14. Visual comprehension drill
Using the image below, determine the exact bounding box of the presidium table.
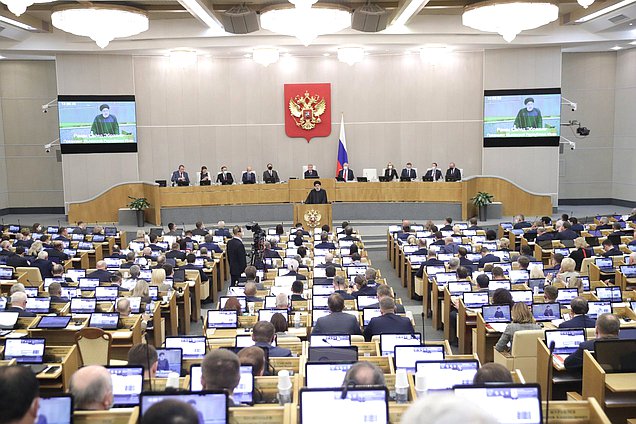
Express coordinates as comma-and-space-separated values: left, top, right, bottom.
67, 176, 552, 226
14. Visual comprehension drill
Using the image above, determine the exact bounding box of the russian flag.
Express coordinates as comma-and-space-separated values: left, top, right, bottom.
336, 115, 348, 176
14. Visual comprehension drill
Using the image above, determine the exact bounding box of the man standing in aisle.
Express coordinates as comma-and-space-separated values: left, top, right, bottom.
227, 226, 247, 286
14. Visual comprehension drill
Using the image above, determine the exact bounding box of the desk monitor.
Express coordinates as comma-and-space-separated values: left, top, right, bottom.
577, 276, 590, 292
78, 278, 100, 289
510, 290, 533, 306
531, 303, 561, 322
60, 287, 80, 300
206, 310, 238, 329
166, 336, 206, 359
44, 277, 66, 290
313, 267, 327, 278
394, 345, 445, 373
482, 304, 511, 323
587, 301, 612, 319
0, 311, 19, 329
620, 265, 636, 278
122, 297, 142, 314
258, 309, 289, 323
545, 329, 586, 356
556, 288, 579, 305
70, 298, 96, 314
509, 270, 530, 284
263, 295, 278, 309
434, 272, 457, 285
309, 334, 351, 347
595, 286, 622, 303
37, 394, 73, 424
92, 234, 106, 242
95, 286, 119, 301
447, 281, 472, 296
235, 335, 255, 348
346, 266, 368, 277
104, 257, 122, 269
356, 295, 378, 310
362, 308, 382, 326
4, 338, 45, 363
89, 312, 119, 330
305, 361, 355, 388
219, 296, 246, 311
23, 287, 39, 297
25, 297, 50, 314
311, 295, 329, 309
488, 280, 511, 292
141, 391, 228, 424
453, 384, 542, 424
308, 346, 358, 362
234, 365, 255, 404
106, 366, 143, 407
425, 266, 446, 278
379, 333, 421, 357
155, 348, 182, 378
593, 339, 636, 373
594, 257, 613, 270
65, 269, 85, 282
415, 359, 480, 391
77, 241, 92, 250
299, 387, 389, 424
36, 316, 72, 329
0, 267, 13, 280
462, 291, 489, 309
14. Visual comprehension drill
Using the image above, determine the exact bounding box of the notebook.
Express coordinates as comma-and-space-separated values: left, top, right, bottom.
36, 316, 72, 329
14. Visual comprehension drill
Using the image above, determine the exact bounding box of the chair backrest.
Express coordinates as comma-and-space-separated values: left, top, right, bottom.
594, 339, 636, 373
195, 171, 201, 186
362, 168, 377, 181
510, 330, 545, 356
75, 327, 112, 366
16, 267, 42, 284
302, 165, 318, 178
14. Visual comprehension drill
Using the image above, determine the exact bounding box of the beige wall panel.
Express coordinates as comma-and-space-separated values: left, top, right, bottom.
0, 99, 8, 209
56, 54, 134, 95
612, 49, 636, 202
0, 61, 57, 99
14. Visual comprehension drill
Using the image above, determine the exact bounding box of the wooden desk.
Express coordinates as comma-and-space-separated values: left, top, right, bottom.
543, 399, 612, 423
457, 300, 478, 354
174, 283, 191, 335
160, 291, 178, 337
605, 373, 636, 392
475, 313, 501, 364
74, 407, 139, 424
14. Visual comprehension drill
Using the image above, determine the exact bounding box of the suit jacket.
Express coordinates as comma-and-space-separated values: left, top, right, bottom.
312, 311, 362, 335
383, 168, 398, 181
45, 249, 69, 263
337, 168, 355, 181
170, 170, 190, 186
478, 254, 500, 269
6, 254, 30, 268
459, 257, 476, 272
182, 263, 209, 283
314, 242, 336, 250
366, 303, 406, 314
334, 289, 354, 300
536, 233, 554, 242
603, 247, 622, 257
199, 242, 222, 254
227, 237, 247, 277
166, 250, 186, 261
242, 171, 257, 184
564, 336, 619, 371
6, 306, 36, 317
32, 258, 54, 279
400, 168, 417, 180
216, 172, 234, 185
569, 248, 593, 271
254, 341, 292, 358
304, 169, 319, 178
262, 170, 280, 183
424, 168, 443, 181
49, 295, 69, 303
363, 313, 414, 341
445, 167, 461, 181
440, 243, 460, 255
352, 285, 377, 298
559, 314, 596, 329
191, 228, 209, 237
554, 229, 578, 241
285, 271, 306, 281
514, 221, 532, 229
87, 269, 113, 283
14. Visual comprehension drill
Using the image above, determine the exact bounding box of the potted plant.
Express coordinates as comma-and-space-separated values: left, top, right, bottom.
471, 192, 494, 221
127, 196, 150, 227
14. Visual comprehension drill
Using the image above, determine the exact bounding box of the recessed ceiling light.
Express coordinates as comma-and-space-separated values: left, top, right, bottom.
322, 52, 330, 56
610, 45, 622, 50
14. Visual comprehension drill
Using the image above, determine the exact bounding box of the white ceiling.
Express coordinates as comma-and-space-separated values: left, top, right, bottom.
0, 0, 634, 60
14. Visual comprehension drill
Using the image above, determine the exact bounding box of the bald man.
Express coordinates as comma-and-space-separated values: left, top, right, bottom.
8, 291, 36, 317
87, 260, 113, 283
69, 365, 113, 410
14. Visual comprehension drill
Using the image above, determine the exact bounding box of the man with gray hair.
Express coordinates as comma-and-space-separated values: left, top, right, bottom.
116, 297, 132, 317
559, 296, 595, 329
342, 361, 385, 387
70, 365, 114, 410
9, 282, 25, 295
32, 250, 53, 279
368, 284, 405, 313
401, 395, 497, 424
286, 259, 306, 280
565, 313, 620, 371
363, 297, 414, 341
48, 282, 68, 303
447, 257, 460, 271
333, 275, 354, 300
275, 293, 289, 309
201, 349, 241, 406
8, 291, 36, 317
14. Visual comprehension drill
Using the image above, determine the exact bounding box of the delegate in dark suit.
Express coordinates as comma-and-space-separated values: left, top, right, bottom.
564, 337, 619, 371
554, 229, 578, 241
383, 168, 398, 181
242, 171, 257, 184
31, 258, 53, 279
227, 237, 247, 285
6, 306, 36, 317
262, 170, 280, 183
363, 313, 414, 341
170, 170, 190, 186
312, 311, 362, 335
445, 167, 462, 181
424, 168, 443, 181
304, 169, 319, 178
254, 341, 292, 358
337, 168, 355, 181
87, 269, 113, 283
6, 254, 30, 268
478, 254, 500, 269
216, 172, 234, 185
559, 315, 596, 329
400, 168, 417, 180
569, 247, 593, 271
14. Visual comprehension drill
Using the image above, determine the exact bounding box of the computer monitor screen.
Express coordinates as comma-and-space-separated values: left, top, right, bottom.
300, 387, 389, 424
107, 366, 143, 407
258, 309, 289, 323
25, 297, 50, 313
394, 345, 445, 373
556, 288, 579, 305
308, 347, 358, 362
78, 278, 100, 289
206, 310, 238, 329
89, 312, 119, 330
309, 334, 351, 347
0, 311, 19, 329
155, 348, 182, 378
488, 281, 511, 292
454, 384, 542, 424
415, 360, 480, 391
595, 286, 622, 303
482, 304, 511, 323
531, 303, 561, 322
510, 290, 533, 306
4, 338, 45, 363
36, 316, 71, 329
95, 286, 119, 301
356, 295, 378, 310
545, 329, 586, 355
312, 295, 329, 309
37, 395, 73, 424
379, 333, 421, 357
166, 336, 206, 359
305, 361, 355, 388
71, 298, 96, 313
140, 391, 228, 424
0, 267, 12, 279
447, 282, 472, 296
219, 296, 246, 311
363, 308, 382, 326
462, 292, 490, 309
587, 301, 612, 319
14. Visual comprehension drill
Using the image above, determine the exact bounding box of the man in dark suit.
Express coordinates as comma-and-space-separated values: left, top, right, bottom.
227, 226, 247, 286
48, 282, 69, 303
87, 261, 113, 283
262, 163, 280, 183
165, 243, 186, 262
290, 280, 305, 301
415, 251, 445, 278
458, 247, 476, 272
601, 239, 622, 257
31, 251, 53, 279
564, 313, 620, 371
365, 284, 405, 313
595, 217, 612, 230
312, 293, 362, 335
7, 291, 36, 317
214, 221, 232, 238
513, 214, 532, 229
400, 162, 417, 180
170, 164, 190, 186
304, 164, 319, 179
363, 297, 415, 341
383, 163, 398, 181
337, 163, 355, 181
0, 240, 12, 256
535, 227, 554, 243
164, 223, 182, 237
6, 247, 30, 268
445, 162, 461, 181
467, 217, 482, 231
314, 232, 336, 250
54, 227, 70, 242
332, 275, 354, 300
45, 241, 69, 263
341, 226, 359, 242
554, 221, 578, 241
242, 166, 257, 184
252, 321, 292, 357
216, 166, 234, 185
182, 253, 209, 284
285, 260, 306, 281
478, 247, 500, 269
199, 234, 223, 254
191, 222, 209, 237
423, 163, 443, 181
559, 297, 596, 329
352, 275, 377, 298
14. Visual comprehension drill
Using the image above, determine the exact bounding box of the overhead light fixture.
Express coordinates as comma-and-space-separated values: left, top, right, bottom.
169, 49, 198, 66
337, 47, 365, 65
178, 0, 224, 31
260, 4, 351, 46
252, 47, 279, 66
610, 45, 622, 50
462, 1, 558, 42
575, 0, 636, 22
577, 0, 594, 8
630, 40, 636, 44
0, 13, 36, 30
393, 0, 429, 26
51, 4, 149, 48
0, 0, 55, 17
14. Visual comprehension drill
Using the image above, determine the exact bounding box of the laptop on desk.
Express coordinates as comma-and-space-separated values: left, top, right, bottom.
545, 329, 586, 368
482, 304, 511, 333
356, 177, 367, 182
595, 257, 614, 273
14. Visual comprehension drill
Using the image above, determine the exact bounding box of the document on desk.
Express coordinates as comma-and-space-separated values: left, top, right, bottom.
552, 355, 566, 371
3, 331, 27, 338
488, 323, 508, 333
550, 319, 564, 327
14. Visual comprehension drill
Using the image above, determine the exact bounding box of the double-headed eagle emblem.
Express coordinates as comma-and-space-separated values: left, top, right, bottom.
303, 209, 322, 228
289, 91, 326, 131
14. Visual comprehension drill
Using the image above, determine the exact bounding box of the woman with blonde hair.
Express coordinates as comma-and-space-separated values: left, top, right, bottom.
495, 302, 541, 352
27, 240, 43, 257
556, 257, 579, 288
131, 278, 151, 303
151, 268, 171, 292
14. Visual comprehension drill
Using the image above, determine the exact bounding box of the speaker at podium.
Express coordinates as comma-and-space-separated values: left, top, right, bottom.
294, 203, 332, 231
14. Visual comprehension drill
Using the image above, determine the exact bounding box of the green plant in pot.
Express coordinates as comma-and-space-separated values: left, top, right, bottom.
471, 192, 494, 221
127, 196, 150, 227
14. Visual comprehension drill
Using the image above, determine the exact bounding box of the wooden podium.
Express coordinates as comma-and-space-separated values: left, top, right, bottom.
293, 203, 332, 230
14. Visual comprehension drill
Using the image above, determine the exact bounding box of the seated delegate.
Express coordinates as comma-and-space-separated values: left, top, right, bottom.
170, 164, 190, 186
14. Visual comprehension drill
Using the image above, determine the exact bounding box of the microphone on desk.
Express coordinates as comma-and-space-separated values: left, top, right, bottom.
546, 340, 556, 424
